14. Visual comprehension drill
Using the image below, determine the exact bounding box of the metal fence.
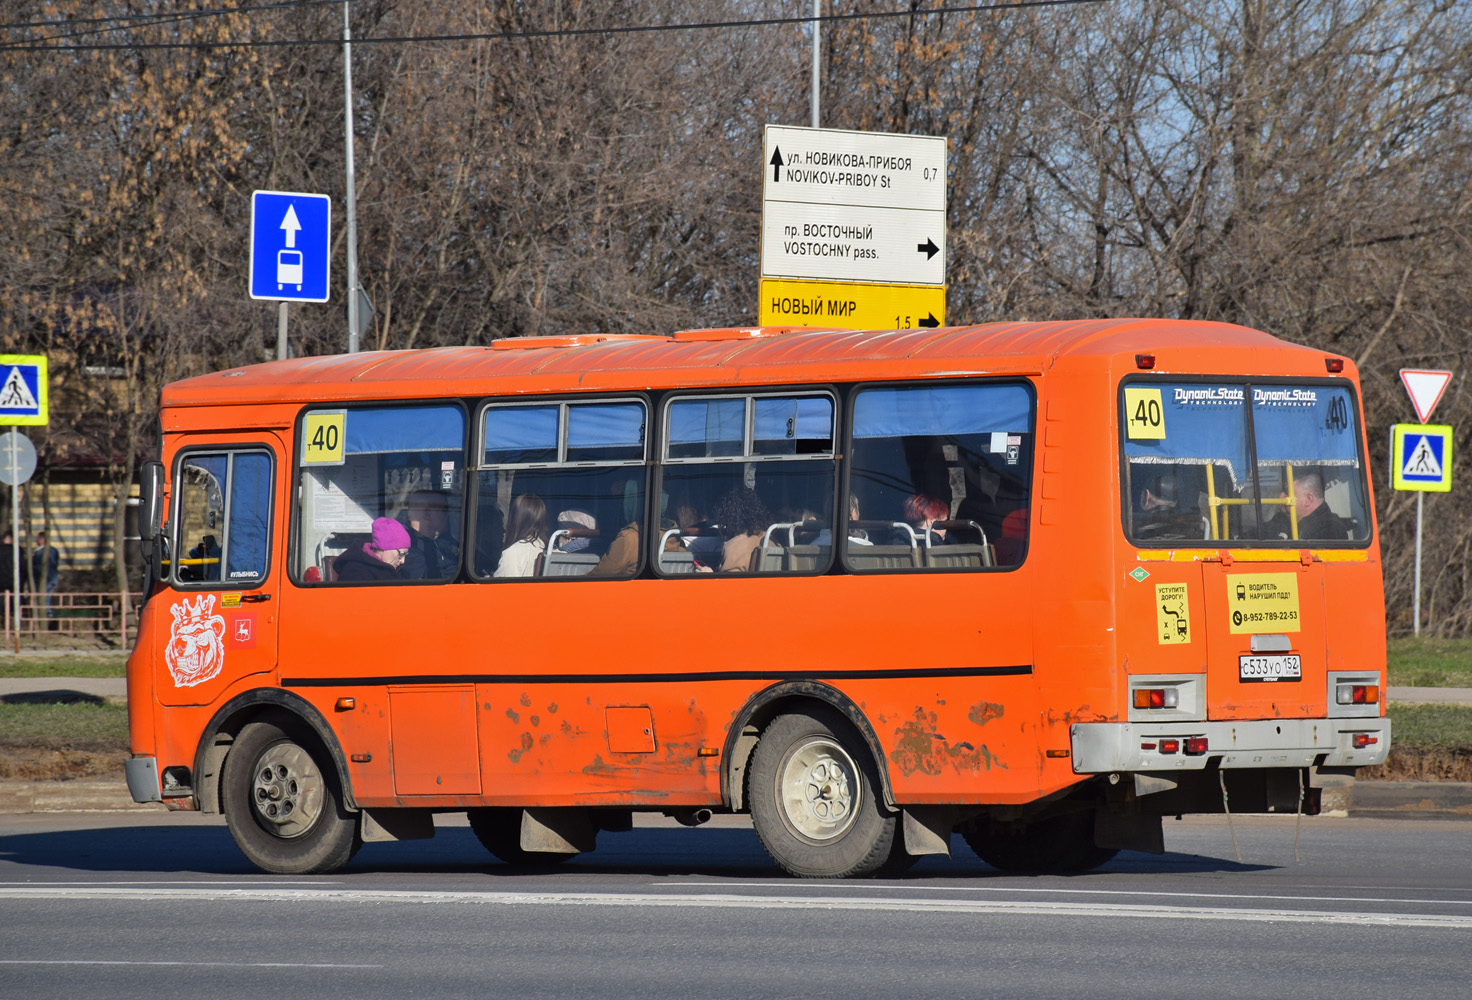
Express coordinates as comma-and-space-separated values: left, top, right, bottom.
0, 591, 138, 646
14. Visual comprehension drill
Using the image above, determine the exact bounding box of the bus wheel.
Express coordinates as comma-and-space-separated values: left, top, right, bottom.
222, 714, 360, 875
748, 709, 895, 879
961, 811, 1117, 874
466, 808, 574, 868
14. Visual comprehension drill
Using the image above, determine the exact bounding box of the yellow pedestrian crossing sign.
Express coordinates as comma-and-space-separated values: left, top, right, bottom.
1391, 423, 1452, 492
0, 355, 47, 426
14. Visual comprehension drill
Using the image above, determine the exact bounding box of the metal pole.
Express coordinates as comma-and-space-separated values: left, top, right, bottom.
810, 0, 821, 129
9, 440, 20, 652
1413, 491, 1424, 636
343, 0, 361, 354
276, 301, 288, 361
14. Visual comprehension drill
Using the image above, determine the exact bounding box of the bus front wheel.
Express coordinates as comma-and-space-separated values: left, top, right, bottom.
222, 713, 360, 875
748, 708, 895, 879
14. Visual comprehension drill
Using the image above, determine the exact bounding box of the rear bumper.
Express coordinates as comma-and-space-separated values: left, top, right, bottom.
124, 756, 162, 803
1070, 717, 1391, 773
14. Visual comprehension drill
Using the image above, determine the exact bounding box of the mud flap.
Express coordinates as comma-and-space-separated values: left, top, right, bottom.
361, 808, 435, 843
521, 807, 597, 854
1095, 808, 1164, 854
902, 807, 961, 857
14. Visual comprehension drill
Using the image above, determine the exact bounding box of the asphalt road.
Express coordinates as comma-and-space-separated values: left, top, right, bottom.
1, 812, 1467, 999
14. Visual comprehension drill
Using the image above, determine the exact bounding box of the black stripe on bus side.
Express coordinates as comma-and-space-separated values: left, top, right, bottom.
280, 665, 1033, 687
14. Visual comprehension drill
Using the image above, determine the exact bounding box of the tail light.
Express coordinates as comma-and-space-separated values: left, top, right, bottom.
1184, 737, 1209, 755
1133, 688, 1179, 710
1336, 684, 1380, 705
1351, 733, 1379, 749
1158, 739, 1180, 754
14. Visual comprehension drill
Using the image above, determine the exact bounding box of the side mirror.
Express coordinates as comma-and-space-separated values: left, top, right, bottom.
138, 461, 165, 543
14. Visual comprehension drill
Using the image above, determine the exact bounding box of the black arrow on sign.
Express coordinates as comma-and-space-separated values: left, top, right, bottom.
917, 237, 939, 260
918, 313, 940, 328
770, 147, 784, 183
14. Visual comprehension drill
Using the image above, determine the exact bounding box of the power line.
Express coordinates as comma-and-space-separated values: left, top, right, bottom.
0, 0, 348, 49
2, 1, 1108, 54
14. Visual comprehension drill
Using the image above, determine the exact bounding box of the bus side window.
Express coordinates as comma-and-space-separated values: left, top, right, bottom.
295, 405, 467, 585
657, 393, 837, 576
473, 399, 649, 581
848, 381, 1034, 573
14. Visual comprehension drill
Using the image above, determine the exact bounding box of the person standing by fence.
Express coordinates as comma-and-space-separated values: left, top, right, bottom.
32, 531, 58, 623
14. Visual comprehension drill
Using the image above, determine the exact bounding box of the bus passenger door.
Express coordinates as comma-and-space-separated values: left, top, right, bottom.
157, 437, 284, 708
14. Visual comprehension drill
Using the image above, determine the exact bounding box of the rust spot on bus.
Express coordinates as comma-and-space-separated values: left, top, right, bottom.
520, 692, 533, 708
530, 715, 540, 728
968, 700, 1005, 726
505, 707, 520, 725
891, 707, 1005, 776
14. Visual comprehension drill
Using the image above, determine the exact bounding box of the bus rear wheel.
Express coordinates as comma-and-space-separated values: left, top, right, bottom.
961, 810, 1117, 874
748, 708, 895, 879
222, 713, 360, 875
466, 808, 574, 868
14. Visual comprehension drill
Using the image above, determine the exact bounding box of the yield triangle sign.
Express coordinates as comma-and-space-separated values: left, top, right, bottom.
1399, 369, 1452, 424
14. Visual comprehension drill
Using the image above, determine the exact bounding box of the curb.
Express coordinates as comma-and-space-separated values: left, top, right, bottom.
0, 780, 161, 814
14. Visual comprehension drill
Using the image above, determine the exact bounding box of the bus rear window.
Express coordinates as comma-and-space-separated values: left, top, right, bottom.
1122, 381, 1369, 545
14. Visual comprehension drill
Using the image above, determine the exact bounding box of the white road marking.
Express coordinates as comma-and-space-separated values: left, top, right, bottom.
1, 886, 1468, 929
656, 881, 1472, 908
0, 960, 379, 969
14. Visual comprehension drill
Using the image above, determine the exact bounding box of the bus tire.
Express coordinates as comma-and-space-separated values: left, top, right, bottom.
748, 708, 895, 879
466, 808, 574, 868
961, 810, 1117, 874
222, 713, 360, 875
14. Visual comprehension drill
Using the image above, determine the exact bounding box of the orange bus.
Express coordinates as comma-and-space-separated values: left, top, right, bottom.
125, 320, 1390, 878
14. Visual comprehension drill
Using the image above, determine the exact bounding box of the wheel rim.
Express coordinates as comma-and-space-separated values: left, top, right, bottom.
777, 737, 860, 841
249, 741, 325, 839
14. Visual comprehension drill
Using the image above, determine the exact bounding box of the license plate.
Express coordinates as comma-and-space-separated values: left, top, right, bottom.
1239, 653, 1301, 682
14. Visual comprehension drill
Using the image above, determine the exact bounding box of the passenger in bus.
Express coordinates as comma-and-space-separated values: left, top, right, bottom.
334, 517, 410, 582
712, 487, 770, 572
400, 490, 450, 580
1133, 471, 1186, 538
554, 509, 596, 552
901, 493, 950, 544
495, 493, 547, 578
1282, 470, 1349, 540
473, 497, 505, 576
814, 495, 872, 547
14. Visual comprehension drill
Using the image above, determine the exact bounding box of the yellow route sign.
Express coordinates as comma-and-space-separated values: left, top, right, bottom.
759, 279, 945, 331
301, 410, 346, 466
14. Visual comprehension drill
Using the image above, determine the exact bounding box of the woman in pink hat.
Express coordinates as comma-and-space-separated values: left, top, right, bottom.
334, 517, 411, 582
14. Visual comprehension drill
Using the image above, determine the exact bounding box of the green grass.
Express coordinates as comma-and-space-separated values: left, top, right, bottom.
0, 656, 127, 678
1387, 637, 1472, 688
0, 700, 129, 752
1385, 703, 1472, 749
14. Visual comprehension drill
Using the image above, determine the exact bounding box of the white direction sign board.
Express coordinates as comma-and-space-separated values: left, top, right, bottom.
761, 125, 946, 286
1399, 369, 1452, 424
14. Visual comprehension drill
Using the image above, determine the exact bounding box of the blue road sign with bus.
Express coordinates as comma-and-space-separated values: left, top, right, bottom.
249, 190, 331, 303
1391, 423, 1452, 492
0, 355, 47, 426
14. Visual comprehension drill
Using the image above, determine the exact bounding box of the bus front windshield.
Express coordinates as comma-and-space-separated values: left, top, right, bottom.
1122, 381, 1370, 545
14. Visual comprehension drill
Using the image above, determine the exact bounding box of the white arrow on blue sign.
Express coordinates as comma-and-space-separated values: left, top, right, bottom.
249, 190, 331, 303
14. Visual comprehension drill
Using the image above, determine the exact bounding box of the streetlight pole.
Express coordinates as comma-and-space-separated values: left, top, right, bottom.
343, 1, 361, 353
811, 0, 821, 128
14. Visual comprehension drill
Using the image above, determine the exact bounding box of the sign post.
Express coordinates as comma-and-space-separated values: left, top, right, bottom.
1393, 368, 1455, 634
250, 190, 332, 360
759, 125, 946, 330
0, 354, 45, 651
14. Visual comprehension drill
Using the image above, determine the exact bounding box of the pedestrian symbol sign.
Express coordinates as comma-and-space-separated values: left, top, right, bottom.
0, 355, 47, 426
1391, 423, 1452, 492
249, 190, 331, 303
